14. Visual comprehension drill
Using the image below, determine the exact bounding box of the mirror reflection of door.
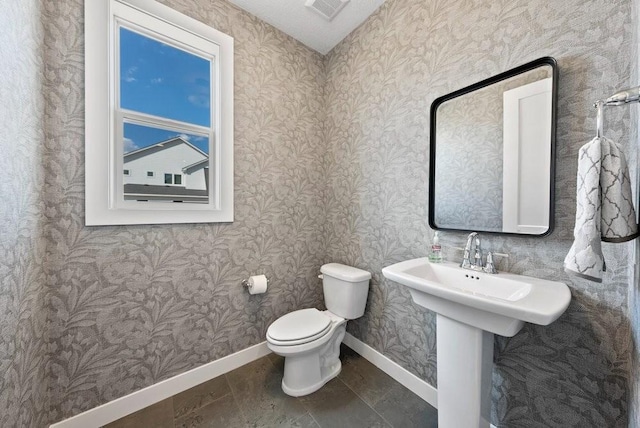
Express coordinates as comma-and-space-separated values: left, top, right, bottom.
502, 78, 552, 234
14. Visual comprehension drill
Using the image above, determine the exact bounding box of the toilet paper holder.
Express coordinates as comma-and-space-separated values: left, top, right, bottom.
241, 276, 270, 288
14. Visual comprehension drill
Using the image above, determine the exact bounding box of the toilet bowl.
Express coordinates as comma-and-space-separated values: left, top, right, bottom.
266, 263, 371, 397
267, 308, 346, 396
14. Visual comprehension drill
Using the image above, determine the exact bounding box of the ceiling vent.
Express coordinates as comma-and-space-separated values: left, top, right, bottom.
305, 0, 350, 21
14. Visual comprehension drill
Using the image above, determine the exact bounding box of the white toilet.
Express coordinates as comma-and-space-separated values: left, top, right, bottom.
266, 263, 371, 397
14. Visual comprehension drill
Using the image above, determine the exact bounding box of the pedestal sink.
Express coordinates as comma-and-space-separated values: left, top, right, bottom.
382, 257, 571, 428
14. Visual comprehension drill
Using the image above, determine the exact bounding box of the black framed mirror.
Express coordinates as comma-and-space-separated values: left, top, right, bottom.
429, 57, 558, 236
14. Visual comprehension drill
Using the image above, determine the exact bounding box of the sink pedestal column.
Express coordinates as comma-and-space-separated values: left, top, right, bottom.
437, 314, 493, 428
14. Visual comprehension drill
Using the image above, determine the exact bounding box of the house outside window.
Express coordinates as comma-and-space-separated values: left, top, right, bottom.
85, 0, 233, 225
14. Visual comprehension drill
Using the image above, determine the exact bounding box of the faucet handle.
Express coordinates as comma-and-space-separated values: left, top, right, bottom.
482, 251, 509, 274
483, 252, 497, 274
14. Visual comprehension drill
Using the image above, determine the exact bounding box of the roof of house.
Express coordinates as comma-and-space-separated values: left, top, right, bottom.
124, 136, 208, 159
182, 158, 209, 173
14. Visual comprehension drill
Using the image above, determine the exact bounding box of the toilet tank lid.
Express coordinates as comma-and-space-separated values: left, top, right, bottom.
321, 263, 371, 282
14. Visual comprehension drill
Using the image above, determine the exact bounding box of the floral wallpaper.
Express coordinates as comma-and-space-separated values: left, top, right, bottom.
0, 0, 638, 427
0, 1, 49, 426
324, 0, 635, 426
41, 0, 326, 423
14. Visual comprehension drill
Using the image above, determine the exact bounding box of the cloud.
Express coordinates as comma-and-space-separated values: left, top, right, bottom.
123, 138, 139, 153
151, 77, 163, 84
187, 94, 210, 108
123, 66, 138, 83
176, 134, 207, 143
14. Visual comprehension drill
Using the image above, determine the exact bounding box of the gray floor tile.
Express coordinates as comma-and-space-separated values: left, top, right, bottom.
338, 345, 397, 407
103, 398, 174, 428
174, 393, 245, 428
267, 352, 285, 372
225, 356, 274, 385
373, 383, 438, 428
102, 350, 436, 428
299, 378, 391, 428
226, 355, 308, 427
173, 375, 231, 419
289, 413, 321, 427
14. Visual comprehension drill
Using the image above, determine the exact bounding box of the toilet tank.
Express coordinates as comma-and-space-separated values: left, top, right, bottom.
320, 263, 371, 319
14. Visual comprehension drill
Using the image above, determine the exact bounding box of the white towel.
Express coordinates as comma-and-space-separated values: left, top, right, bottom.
564, 136, 639, 282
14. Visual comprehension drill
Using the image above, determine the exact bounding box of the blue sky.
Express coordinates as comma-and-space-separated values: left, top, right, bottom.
120, 27, 211, 154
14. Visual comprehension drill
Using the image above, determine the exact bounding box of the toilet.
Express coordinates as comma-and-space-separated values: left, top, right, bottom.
266, 263, 371, 397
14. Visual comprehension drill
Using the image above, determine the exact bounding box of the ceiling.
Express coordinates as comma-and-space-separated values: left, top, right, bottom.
227, 0, 385, 55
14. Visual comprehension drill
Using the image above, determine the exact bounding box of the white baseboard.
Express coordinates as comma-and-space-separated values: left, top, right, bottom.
342, 333, 438, 408
51, 333, 497, 428
50, 341, 271, 428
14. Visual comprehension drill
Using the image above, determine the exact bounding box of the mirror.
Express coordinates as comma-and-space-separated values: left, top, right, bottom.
429, 57, 557, 236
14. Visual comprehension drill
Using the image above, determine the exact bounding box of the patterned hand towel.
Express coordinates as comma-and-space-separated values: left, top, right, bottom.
564, 136, 639, 282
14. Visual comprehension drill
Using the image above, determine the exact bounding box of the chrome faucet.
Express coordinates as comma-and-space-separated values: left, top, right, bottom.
460, 232, 483, 270
459, 232, 505, 274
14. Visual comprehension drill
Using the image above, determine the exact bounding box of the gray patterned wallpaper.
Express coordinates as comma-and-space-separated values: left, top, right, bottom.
0, 0, 637, 426
324, 0, 635, 426
0, 1, 49, 426
42, 0, 327, 424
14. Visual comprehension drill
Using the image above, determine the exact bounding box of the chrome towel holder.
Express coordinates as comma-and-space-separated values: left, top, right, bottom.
593, 86, 640, 137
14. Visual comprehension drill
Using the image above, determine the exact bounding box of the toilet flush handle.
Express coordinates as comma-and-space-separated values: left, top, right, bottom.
318, 274, 324, 279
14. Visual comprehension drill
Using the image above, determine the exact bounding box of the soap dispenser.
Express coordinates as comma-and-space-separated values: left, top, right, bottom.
429, 231, 443, 263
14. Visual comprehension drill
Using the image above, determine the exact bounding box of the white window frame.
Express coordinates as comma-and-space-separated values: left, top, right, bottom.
85, 0, 233, 225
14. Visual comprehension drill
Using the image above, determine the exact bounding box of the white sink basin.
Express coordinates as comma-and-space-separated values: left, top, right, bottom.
383, 257, 571, 427
382, 257, 571, 337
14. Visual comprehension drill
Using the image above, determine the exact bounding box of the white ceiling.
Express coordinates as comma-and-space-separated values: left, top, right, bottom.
227, 0, 385, 55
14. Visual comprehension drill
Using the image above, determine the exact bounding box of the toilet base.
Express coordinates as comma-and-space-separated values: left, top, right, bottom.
282, 359, 341, 397
274, 319, 347, 397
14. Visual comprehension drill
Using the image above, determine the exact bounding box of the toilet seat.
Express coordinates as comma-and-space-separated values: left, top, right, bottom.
267, 308, 332, 346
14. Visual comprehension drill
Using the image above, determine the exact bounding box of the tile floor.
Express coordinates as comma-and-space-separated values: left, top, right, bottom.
104, 345, 438, 428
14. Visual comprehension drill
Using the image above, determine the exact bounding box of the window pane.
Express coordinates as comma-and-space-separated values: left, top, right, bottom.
119, 27, 211, 127
123, 122, 209, 204
123, 122, 209, 154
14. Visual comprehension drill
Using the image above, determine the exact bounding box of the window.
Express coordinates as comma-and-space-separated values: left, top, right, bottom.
163, 173, 183, 185
85, 0, 233, 225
